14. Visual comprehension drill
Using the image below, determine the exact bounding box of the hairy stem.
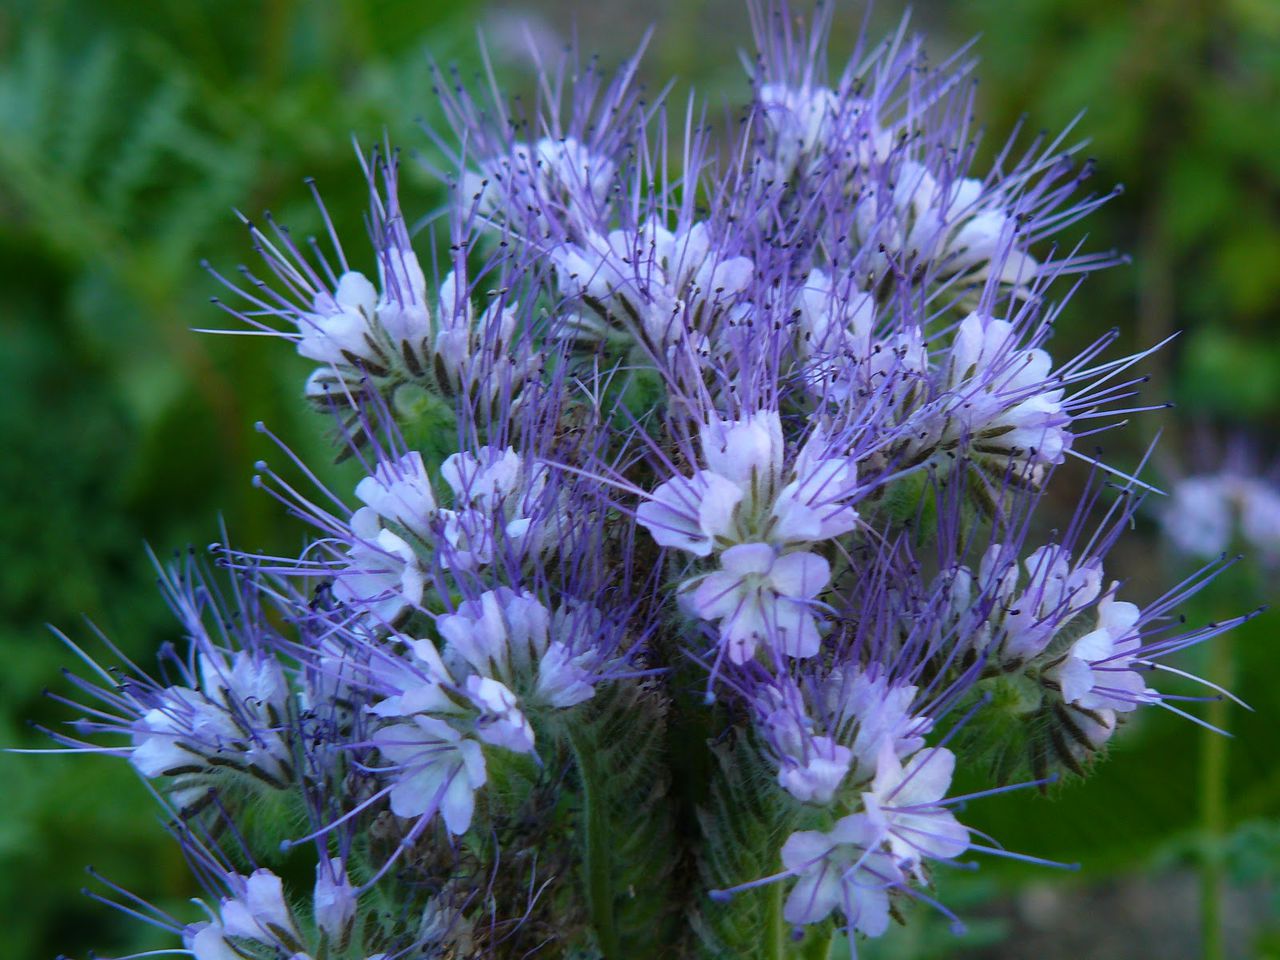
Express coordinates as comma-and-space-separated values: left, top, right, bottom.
568, 726, 621, 959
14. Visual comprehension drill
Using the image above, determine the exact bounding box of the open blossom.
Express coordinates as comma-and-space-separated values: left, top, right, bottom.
126, 654, 293, 807
975, 542, 1103, 666
221, 869, 304, 947
863, 746, 969, 882
350, 444, 552, 578
793, 268, 878, 361
780, 815, 904, 934
753, 669, 933, 806
437, 446, 551, 569
355, 450, 437, 539
464, 675, 536, 753
296, 270, 381, 367
332, 506, 425, 624
1051, 590, 1154, 714
638, 410, 861, 556
438, 587, 603, 709
826, 670, 933, 775
683, 543, 830, 663
371, 715, 488, 834
182, 870, 307, 960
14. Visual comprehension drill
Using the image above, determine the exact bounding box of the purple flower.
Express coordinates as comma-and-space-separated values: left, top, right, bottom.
355, 450, 437, 539
1051, 591, 1154, 715
463, 136, 616, 238
437, 587, 604, 709
637, 411, 863, 560
684, 543, 830, 663
313, 858, 357, 947
331, 507, 425, 625
552, 217, 754, 354
862, 746, 969, 882
780, 815, 903, 934
371, 715, 488, 834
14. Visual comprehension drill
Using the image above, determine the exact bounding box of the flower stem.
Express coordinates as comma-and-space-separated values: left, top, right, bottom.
568, 725, 622, 960
1199, 632, 1232, 960
768, 877, 786, 960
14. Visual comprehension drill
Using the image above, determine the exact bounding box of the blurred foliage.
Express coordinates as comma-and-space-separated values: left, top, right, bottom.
1, 0, 1277, 957
0, 0, 476, 955
958, 0, 1280, 432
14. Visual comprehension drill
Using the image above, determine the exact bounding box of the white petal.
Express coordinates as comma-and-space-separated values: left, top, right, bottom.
768, 551, 831, 599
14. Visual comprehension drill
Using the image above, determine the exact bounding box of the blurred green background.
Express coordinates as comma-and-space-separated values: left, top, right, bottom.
1, 1, 1276, 957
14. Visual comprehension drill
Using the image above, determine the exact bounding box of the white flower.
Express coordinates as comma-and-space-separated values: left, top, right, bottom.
793, 268, 877, 360
863, 746, 969, 881
374, 239, 431, 345
296, 271, 379, 365
998, 543, 1102, 663
860, 162, 1038, 290
436, 446, 550, 568
780, 814, 903, 934
185, 922, 240, 960
685, 543, 830, 663
355, 450, 437, 538
129, 688, 240, 778
534, 640, 599, 708
221, 868, 302, 947
637, 411, 861, 554
758, 82, 838, 172
364, 636, 458, 720
778, 734, 853, 805
332, 507, 425, 624
826, 670, 932, 775
698, 410, 786, 491
1053, 590, 1152, 713
372, 715, 487, 835
437, 588, 603, 710
465, 136, 615, 232
464, 675, 535, 753
1162, 476, 1232, 559
939, 313, 1069, 469
636, 471, 744, 556
756, 85, 892, 181
770, 437, 860, 543
313, 858, 357, 946
553, 218, 753, 348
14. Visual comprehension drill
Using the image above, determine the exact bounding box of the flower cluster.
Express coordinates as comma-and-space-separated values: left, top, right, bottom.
41, 4, 1255, 958
1162, 466, 1280, 563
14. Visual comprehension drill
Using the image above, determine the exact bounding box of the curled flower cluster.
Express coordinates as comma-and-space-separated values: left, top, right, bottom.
41, 4, 1256, 958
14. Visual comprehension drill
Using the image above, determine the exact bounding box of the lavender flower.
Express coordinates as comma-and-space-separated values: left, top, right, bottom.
37, 4, 1258, 958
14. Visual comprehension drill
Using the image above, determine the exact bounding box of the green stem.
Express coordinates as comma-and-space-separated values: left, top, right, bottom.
767, 878, 786, 960
568, 726, 621, 960
1199, 633, 1232, 960
797, 927, 835, 960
